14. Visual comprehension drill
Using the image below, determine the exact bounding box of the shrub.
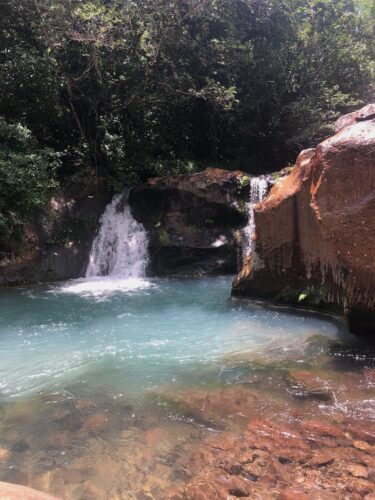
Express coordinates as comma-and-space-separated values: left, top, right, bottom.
0, 119, 60, 251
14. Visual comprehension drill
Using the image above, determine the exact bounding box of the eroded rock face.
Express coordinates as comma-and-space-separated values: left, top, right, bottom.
233, 105, 375, 335
129, 168, 249, 275
0, 178, 109, 286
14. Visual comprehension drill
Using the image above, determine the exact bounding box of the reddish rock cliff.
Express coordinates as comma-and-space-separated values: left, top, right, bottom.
233, 105, 375, 335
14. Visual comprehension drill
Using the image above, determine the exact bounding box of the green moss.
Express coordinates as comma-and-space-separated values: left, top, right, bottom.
237, 175, 250, 191
185, 226, 198, 236
276, 285, 331, 307
237, 199, 248, 213
159, 229, 171, 246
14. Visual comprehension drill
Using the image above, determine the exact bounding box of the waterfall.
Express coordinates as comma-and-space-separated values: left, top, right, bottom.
86, 192, 149, 278
243, 177, 269, 258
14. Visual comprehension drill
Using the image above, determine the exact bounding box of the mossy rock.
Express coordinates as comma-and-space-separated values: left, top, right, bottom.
158, 229, 171, 246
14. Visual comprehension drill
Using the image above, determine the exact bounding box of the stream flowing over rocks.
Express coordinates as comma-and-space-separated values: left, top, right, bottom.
233, 104, 375, 337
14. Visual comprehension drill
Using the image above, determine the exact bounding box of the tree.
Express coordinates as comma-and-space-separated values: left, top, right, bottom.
0, 119, 59, 251
0, 0, 373, 182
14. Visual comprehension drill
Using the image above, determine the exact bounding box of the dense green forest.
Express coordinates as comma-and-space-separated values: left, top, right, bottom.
0, 0, 374, 245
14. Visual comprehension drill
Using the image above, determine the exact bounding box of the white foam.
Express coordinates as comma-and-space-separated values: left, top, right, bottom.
86, 192, 149, 279
53, 277, 152, 298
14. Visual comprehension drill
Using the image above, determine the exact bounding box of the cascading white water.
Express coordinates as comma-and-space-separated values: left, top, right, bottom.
86, 192, 149, 278
243, 177, 269, 258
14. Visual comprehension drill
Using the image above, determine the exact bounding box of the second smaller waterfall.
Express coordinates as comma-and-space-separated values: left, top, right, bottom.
243, 177, 269, 258
86, 192, 149, 279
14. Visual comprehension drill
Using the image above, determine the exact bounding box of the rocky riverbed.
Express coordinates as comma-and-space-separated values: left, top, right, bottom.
0, 329, 374, 499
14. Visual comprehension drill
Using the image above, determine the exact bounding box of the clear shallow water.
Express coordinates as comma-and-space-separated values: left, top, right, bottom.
0, 276, 347, 401
0, 277, 375, 498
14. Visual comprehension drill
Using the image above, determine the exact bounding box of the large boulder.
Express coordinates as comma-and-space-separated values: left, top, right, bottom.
129, 168, 249, 275
0, 177, 109, 286
0, 481, 59, 499
232, 105, 375, 336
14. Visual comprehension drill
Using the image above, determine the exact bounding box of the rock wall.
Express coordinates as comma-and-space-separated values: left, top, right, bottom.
129, 168, 249, 276
0, 167, 250, 284
232, 105, 375, 336
0, 178, 109, 286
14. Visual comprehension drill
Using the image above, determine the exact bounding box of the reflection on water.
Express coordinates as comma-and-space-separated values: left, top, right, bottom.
0, 277, 374, 498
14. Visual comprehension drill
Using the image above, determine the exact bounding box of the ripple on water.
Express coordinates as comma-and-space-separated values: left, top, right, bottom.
0, 277, 374, 498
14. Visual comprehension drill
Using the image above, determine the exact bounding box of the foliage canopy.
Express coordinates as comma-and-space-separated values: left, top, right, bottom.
0, 0, 374, 238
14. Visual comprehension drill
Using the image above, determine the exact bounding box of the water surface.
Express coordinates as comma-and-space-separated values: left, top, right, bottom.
0, 277, 373, 498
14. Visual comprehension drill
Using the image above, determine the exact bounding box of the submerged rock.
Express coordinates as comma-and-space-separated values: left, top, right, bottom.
0, 481, 59, 499
129, 168, 249, 275
287, 369, 333, 402
183, 414, 375, 499
232, 104, 375, 336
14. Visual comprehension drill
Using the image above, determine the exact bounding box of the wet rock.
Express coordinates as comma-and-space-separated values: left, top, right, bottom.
130, 167, 249, 276
353, 440, 372, 452
83, 412, 110, 432
185, 478, 227, 500
347, 464, 368, 479
308, 491, 341, 500
224, 475, 252, 497
0, 447, 10, 461
58, 468, 84, 484
287, 369, 333, 402
310, 451, 335, 467
343, 423, 375, 445
334, 103, 375, 132
246, 419, 311, 462
232, 105, 375, 337
156, 386, 259, 427
299, 419, 347, 440
278, 488, 308, 500
166, 490, 185, 500
73, 398, 97, 411
56, 412, 82, 432
137, 491, 156, 500
155, 405, 375, 499
0, 481, 59, 499
37, 457, 57, 471
11, 439, 29, 453
363, 368, 375, 388
47, 431, 72, 448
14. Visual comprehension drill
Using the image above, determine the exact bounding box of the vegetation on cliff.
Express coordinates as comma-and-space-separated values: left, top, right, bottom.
0, 120, 60, 252
0, 0, 374, 247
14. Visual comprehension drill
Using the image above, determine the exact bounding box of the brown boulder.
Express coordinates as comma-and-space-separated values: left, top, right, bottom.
130, 168, 249, 276
278, 488, 308, 500
232, 105, 375, 336
335, 103, 375, 132
0, 481, 59, 499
